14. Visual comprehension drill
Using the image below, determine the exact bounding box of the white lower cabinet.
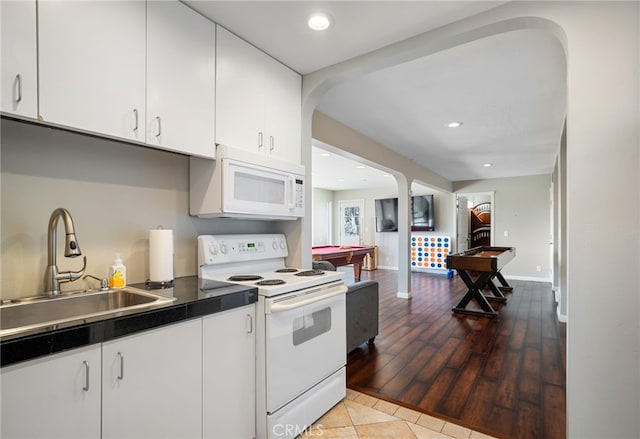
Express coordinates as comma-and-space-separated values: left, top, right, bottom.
0, 345, 102, 439
1, 308, 253, 439
203, 304, 256, 439
102, 319, 203, 439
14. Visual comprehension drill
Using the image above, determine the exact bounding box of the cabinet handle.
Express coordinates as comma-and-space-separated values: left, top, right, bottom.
133, 109, 138, 132
258, 132, 263, 149
15, 74, 23, 103
156, 116, 162, 138
247, 314, 253, 334
82, 361, 90, 391
269, 136, 274, 152
117, 352, 124, 380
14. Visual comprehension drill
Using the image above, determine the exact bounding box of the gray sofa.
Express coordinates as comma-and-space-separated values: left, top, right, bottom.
313, 261, 379, 353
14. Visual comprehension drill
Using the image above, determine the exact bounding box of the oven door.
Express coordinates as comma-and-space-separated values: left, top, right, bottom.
264, 281, 347, 413
221, 158, 304, 218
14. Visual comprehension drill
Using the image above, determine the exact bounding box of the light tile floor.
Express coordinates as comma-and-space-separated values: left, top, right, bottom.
302, 389, 499, 439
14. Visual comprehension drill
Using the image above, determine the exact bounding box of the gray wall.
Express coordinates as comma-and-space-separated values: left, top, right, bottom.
453, 174, 551, 280
311, 187, 332, 246
332, 188, 399, 268
312, 177, 551, 282
311, 185, 454, 271
1, 119, 277, 299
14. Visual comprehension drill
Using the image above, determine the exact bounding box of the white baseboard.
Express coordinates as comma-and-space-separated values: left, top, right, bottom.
377, 265, 398, 270
503, 275, 552, 283
557, 307, 567, 323
371, 268, 550, 284
396, 291, 411, 299
412, 268, 455, 276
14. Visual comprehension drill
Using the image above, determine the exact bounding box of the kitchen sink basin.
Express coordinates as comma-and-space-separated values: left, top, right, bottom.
0, 288, 176, 337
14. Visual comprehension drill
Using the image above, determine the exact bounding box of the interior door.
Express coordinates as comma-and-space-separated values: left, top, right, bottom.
470, 202, 491, 247
339, 200, 364, 246
456, 195, 470, 252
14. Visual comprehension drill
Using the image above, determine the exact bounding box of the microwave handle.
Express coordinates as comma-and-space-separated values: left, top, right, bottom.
288, 175, 295, 209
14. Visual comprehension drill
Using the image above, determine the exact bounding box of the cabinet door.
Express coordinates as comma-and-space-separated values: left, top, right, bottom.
1, 345, 101, 439
0, 0, 37, 118
102, 319, 202, 439
203, 305, 256, 439
38, 0, 145, 142
146, 1, 215, 158
215, 26, 266, 154
265, 57, 302, 164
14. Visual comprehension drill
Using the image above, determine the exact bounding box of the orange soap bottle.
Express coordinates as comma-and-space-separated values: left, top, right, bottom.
108, 253, 126, 289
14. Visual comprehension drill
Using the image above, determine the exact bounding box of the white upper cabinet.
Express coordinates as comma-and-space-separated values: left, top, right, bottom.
37, 0, 215, 158
146, 1, 215, 158
1, 0, 38, 118
264, 56, 302, 163
38, 0, 146, 142
216, 26, 301, 164
215, 26, 265, 153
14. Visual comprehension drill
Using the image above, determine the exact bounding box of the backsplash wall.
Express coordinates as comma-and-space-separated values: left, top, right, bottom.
1, 118, 275, 299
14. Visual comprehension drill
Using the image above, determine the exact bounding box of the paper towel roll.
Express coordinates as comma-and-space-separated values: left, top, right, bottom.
149, 228, 174, 282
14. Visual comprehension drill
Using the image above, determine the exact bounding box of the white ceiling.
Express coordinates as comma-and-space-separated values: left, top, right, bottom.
185, 1, 507, 75
184, 1, 567, 191
312, 141, 397, 191
316, 29, 567, 183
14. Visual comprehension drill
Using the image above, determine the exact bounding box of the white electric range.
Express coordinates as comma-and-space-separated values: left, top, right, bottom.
197, 234, 347, 439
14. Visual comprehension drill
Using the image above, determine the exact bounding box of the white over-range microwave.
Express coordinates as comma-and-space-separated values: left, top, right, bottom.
190, 145, 305, 220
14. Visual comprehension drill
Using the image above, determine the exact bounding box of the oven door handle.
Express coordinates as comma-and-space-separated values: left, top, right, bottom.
267, 284, 347, 314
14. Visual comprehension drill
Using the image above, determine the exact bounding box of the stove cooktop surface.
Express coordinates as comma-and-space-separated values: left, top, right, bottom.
204, 267, 345, 297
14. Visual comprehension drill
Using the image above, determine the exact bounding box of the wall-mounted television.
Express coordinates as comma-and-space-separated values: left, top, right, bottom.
375, 198, 398, 232
411, 195, 435, 231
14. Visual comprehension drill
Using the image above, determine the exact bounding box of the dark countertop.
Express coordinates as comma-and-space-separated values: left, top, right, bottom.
1, 276, 257, 367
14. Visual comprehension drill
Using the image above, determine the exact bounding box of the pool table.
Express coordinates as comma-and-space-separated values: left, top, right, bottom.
312, 245, 376, 282
446, 246, 516, 317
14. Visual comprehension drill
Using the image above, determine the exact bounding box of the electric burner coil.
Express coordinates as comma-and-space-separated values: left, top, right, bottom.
295, 269, 325, 277
256, 279, 286, 286
228, 274, 263, 281
275, 268, 298, 273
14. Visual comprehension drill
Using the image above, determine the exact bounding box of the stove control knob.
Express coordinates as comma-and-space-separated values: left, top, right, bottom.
279, 240, 286, 250
220, 244, 228, 254
209, 244, 218, 256
272, 241, 278, 250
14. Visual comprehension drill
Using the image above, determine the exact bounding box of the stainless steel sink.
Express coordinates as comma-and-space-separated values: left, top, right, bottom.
0, 288, 176, 337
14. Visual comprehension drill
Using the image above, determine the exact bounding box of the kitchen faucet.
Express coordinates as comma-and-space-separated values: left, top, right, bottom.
44, 208, 87, 295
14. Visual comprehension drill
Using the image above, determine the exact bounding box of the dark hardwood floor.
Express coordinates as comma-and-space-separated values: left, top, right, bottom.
346, 268, 566, 439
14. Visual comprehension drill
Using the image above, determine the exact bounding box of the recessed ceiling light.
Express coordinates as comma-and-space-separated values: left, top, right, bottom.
307, 13, 332, 31
356, 165, 366, 169
483, 163, 493, 167
447, 121, 463, 128
319, 152, 330, 157
382, 174, 391, 177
